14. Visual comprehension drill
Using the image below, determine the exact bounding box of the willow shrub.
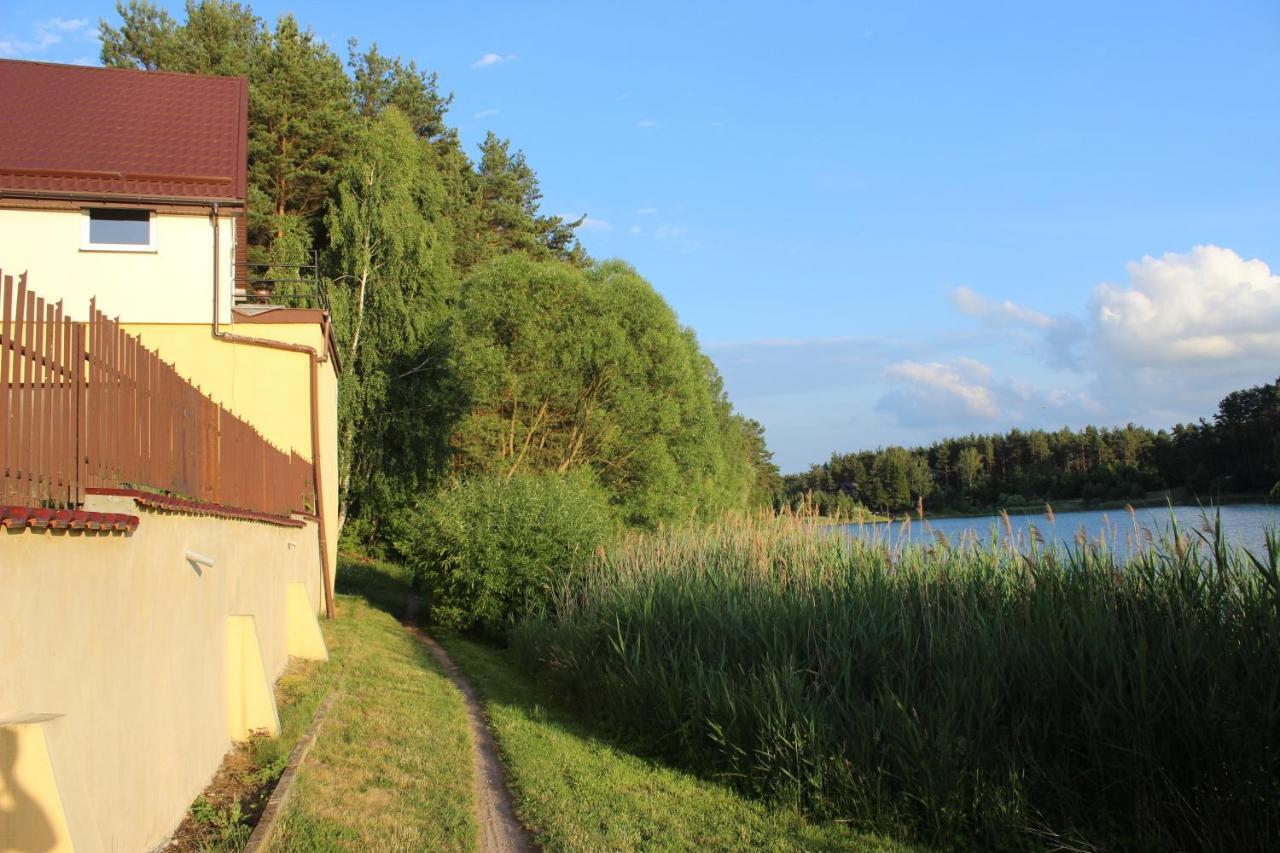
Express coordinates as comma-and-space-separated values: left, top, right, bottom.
395, 470, 612, 634
511, 510, 1280, 851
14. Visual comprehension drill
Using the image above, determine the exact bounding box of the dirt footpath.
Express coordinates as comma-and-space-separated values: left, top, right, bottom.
402, 597, 535, 853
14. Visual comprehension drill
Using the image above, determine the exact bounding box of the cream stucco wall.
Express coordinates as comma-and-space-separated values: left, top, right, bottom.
0, 495, 326, 851
0, 207, 235, 325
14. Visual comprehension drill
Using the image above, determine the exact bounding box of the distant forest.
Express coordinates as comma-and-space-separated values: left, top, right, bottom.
783, 377, 1280, 516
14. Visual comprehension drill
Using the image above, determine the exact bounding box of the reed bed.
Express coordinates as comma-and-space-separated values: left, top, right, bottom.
511, 508, 1280, 851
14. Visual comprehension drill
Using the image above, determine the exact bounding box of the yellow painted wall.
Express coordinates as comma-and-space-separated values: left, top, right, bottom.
120, 322, 321, 460
0, 719, 74, 853
286, 582, 329, 661
120, 320, 340, 592
0, 208, 235, 325
316, 340, 339, 595
225, 616, 280, 741
0, 494, 326, 851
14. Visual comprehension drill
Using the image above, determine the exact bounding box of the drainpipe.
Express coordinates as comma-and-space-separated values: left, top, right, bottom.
209, 205, 336, 619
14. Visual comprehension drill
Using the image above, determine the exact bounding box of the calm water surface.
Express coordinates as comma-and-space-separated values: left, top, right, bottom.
843, 504, 1279, 557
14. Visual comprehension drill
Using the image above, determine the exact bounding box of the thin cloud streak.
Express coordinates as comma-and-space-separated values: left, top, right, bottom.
0, 17, 92, 57
472, 52, 516, 68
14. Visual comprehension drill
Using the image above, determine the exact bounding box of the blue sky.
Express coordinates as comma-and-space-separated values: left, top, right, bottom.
5, 1, 1280, 471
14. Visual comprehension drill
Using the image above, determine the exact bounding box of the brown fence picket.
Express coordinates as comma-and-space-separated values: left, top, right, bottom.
0, 273, 314, 517
0, 274, 11, 504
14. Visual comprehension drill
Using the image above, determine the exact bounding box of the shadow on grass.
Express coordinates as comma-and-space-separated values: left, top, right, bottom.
334, 554, 416, 618
332, 554, 461, 710
338, 556, 652, 761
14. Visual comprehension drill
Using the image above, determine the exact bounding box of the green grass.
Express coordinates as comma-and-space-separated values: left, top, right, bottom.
441, 636, 913, 852
268, 558, 475, 851
512, 509, 1280, 851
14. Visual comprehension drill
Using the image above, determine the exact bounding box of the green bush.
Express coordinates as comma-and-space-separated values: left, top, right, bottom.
396, 471, 613, 634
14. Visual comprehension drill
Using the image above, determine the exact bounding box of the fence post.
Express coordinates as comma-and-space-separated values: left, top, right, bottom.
0, 273, 11, 505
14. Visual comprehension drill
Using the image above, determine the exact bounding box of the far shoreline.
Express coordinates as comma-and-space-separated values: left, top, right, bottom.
818, 491, 1274, 525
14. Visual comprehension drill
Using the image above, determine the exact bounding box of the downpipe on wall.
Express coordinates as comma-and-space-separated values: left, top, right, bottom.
208, 203, 336, 619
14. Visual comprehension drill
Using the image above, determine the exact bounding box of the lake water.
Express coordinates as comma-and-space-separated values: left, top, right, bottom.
843, 504, 1279, 557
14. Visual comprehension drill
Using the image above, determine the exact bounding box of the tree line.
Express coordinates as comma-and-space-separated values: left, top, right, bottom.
783, 377, 1280, 516
100, 1, 781, 545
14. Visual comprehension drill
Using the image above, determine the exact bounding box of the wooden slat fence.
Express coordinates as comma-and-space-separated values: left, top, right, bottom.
0, 270, 315, 517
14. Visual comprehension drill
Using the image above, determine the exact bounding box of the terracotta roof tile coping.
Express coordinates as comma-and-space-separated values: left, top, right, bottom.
86, 487, 307, 528
0, 506, 139, 533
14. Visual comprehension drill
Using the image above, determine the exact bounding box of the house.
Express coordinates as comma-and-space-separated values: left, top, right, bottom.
0, 59, 246, 324
0, 59, 338, 851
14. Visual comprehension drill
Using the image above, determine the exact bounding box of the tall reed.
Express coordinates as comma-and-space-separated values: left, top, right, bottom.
511, 508, 1280, 850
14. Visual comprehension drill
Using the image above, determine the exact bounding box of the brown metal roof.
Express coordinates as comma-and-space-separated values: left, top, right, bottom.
0, 59, 247, 203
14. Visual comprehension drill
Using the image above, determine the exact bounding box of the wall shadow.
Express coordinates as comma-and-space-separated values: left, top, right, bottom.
0, 727, 59, 853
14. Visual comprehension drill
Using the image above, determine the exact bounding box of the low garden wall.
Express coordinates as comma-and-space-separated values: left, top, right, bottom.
0, 493, 327, 852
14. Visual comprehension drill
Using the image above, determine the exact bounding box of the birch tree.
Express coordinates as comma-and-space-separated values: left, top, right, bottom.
327, 109, 459, 536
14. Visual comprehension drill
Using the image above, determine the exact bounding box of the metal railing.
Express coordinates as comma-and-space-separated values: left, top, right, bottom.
239, 250, 330, 311
0, 269, 315, 516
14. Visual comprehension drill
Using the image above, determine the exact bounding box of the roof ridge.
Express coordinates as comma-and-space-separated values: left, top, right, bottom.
0, 57, 247, 85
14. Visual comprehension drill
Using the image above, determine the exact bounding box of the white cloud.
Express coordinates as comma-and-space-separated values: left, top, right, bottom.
472, 52, 516, 68
0, 16, 91, 57
635, 207, 658, 216
472, 108, 500, 119
953, 246, 1280, 371
882, 359, 1000, 421
877, 357, 1099, 429
950, 284, 1085, 369
578, 216, 611, 232
1091, 245, 1280, 369
628, 225, 642, 235
951, 355, 992, 379
949, 245, 1280, 426
635, 118, 658, 128
950, 285, 1053, 329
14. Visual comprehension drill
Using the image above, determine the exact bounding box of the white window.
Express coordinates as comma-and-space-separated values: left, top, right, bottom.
81, 208, 156, 252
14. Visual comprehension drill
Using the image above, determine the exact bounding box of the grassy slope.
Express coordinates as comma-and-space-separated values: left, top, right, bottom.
268, 560, 476, 851
274, 557, 915, 851
442, 637, 917, 853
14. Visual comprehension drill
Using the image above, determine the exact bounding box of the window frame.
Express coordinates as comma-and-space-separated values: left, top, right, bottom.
80, 208, 158, 253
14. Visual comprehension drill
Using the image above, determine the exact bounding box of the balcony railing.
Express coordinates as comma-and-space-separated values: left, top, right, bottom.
238, 250, 330, 312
